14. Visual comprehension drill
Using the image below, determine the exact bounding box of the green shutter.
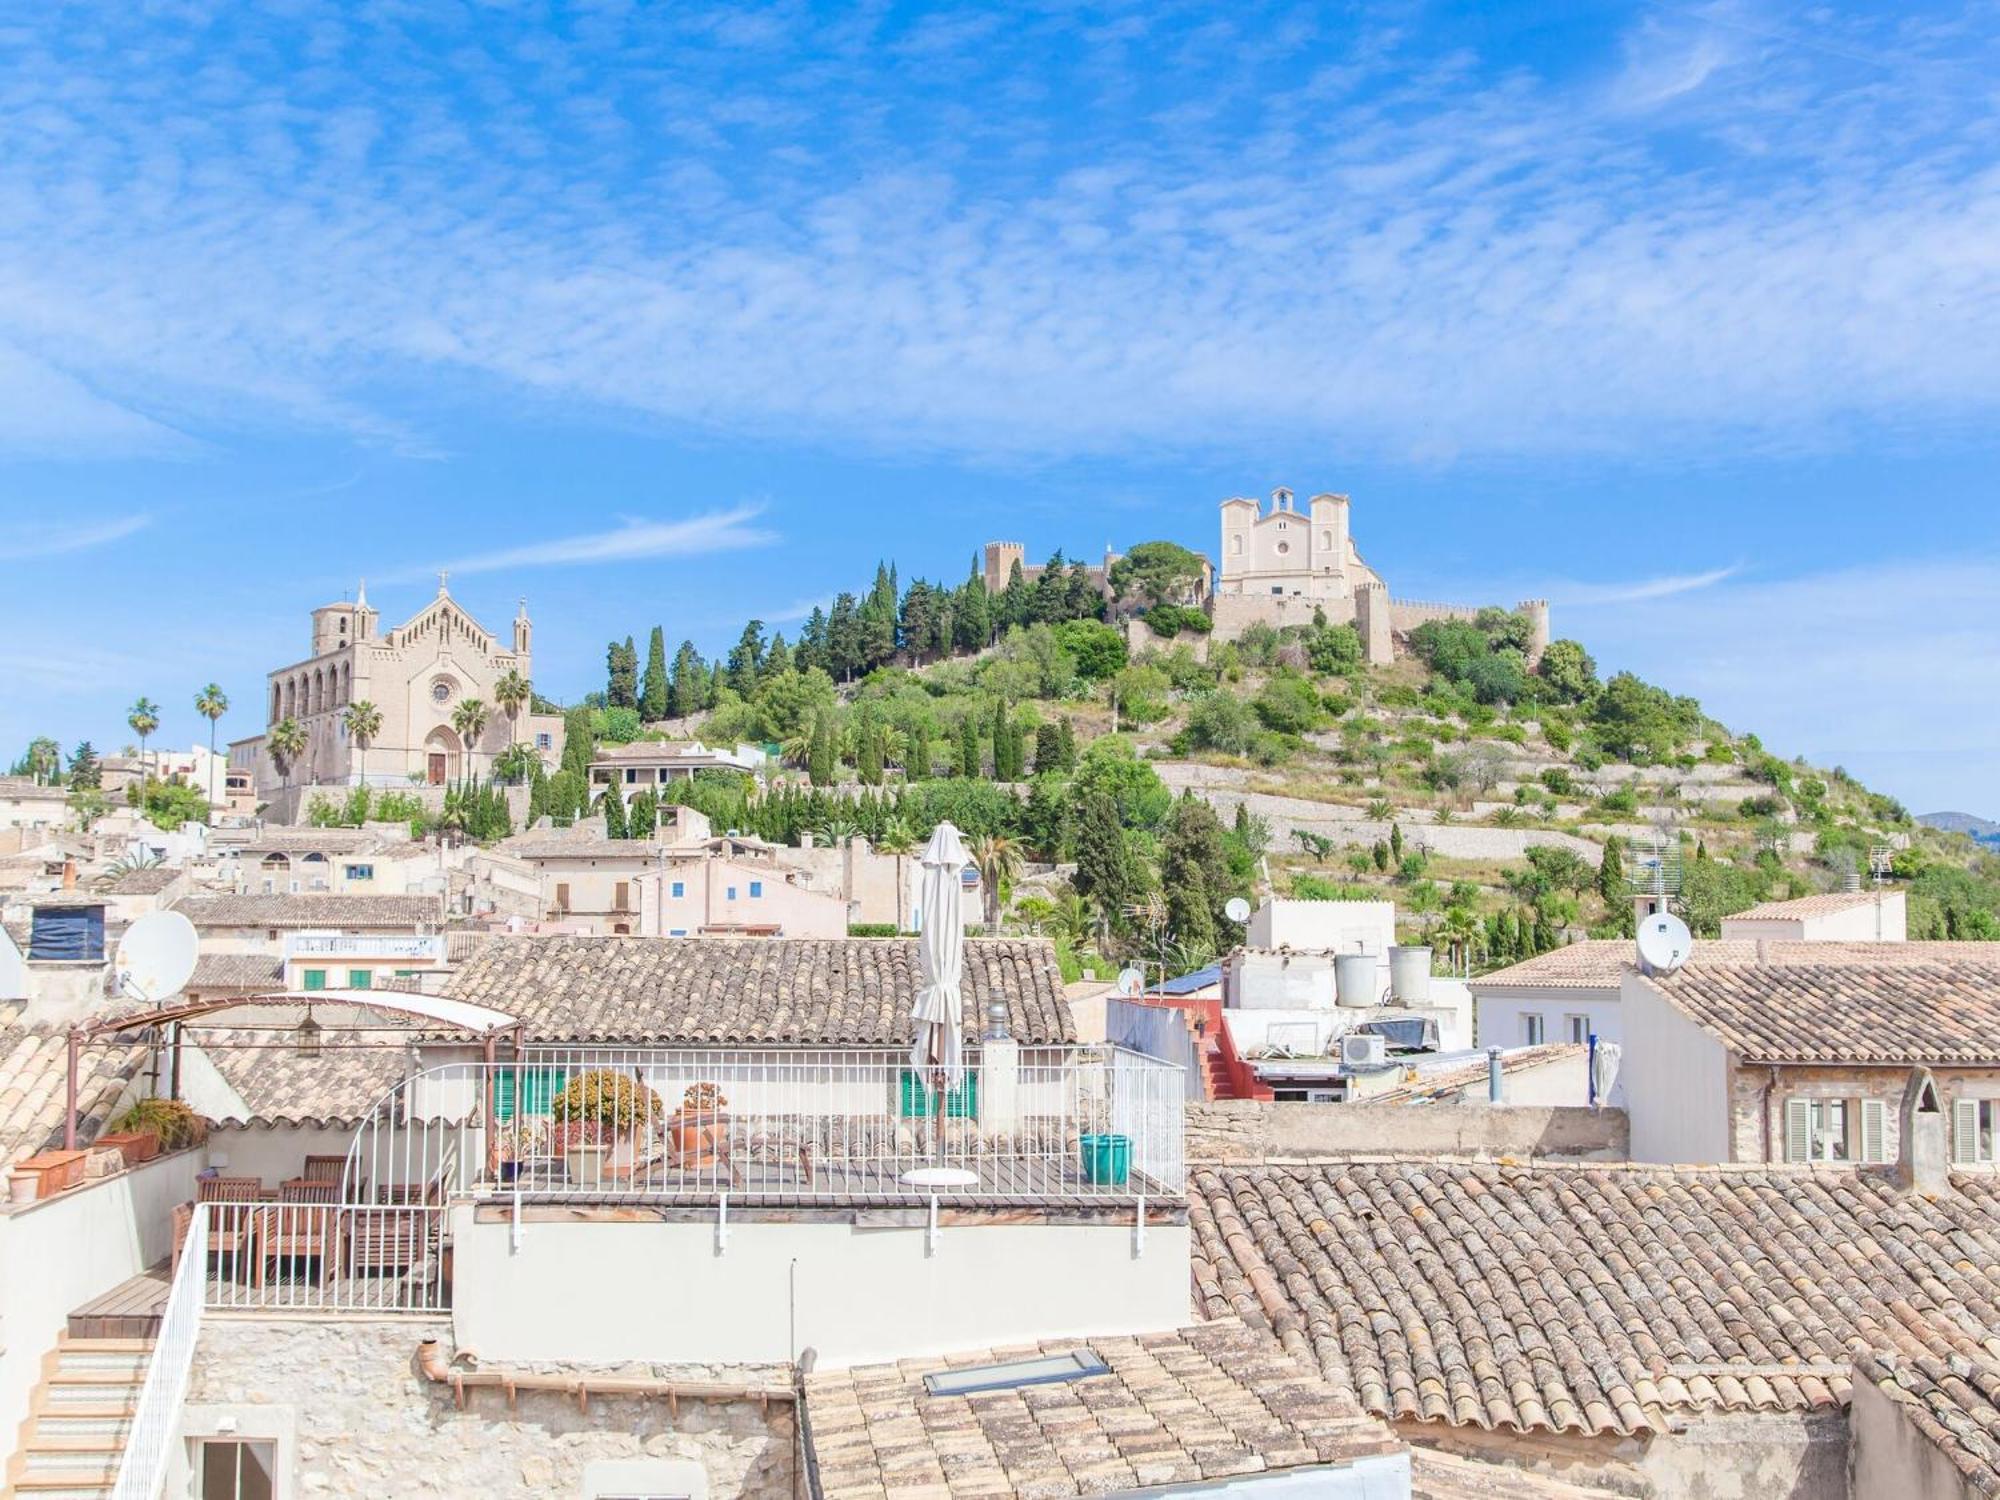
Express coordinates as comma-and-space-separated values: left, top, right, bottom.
348, 969, 372, 990
493, 1068, 565, 1122
302, 969, 327, 992
898, 1070, 978, 1118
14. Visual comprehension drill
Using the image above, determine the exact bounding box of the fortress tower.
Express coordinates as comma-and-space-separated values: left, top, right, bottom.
982, 541, 1026, 595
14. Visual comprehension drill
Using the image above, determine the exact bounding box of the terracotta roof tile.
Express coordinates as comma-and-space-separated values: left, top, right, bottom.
1858, 1349, 2000, 1495
194, 1027, 413, 1127
441, 935, 1074, 1046
1469, 938, 2000, 991
0, 1021, 148, 1169
1645, 960, 2000, 1063
1190, 1160, 2000, 1439
173, 893, 444, 929
186, 953, 284, 992
804, 1321, 1403, 1497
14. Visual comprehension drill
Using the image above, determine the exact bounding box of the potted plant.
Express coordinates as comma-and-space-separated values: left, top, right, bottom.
670, 1082, 729, 1169
108, 1097, 207, 1154
550, 1071, 659, 1188
495, 1118, 549, 1185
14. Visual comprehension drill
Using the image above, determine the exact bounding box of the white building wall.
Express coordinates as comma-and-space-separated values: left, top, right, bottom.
1472, 984, 1626, 1103
0, 1152, 202, 1472
1247, 899, 1395, 955
451, 1212, 1189, 1369
1621, 972, 1733, 1163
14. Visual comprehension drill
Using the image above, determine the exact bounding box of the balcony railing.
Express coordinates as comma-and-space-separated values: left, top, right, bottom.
283, 932, 446, 961
111, 1204, 208, 1500
349, 1044, 1186, 1208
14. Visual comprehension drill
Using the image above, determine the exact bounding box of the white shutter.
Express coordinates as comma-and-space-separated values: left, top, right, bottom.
1783, 1097, 1812, 1163
1954, 1100, 1982, 1165
1860, 1099, 1888, 1164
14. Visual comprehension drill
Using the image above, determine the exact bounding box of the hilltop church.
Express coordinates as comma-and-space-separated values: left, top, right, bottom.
231, 577, 564, 810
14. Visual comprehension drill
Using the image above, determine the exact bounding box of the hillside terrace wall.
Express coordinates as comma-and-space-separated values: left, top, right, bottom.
1185, 1100, 1628, 1163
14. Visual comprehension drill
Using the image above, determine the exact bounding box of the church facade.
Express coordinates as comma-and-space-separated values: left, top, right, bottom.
232, 579, 564, 805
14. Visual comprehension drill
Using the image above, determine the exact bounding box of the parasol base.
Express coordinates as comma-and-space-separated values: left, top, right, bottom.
900, 1167, 978, 1189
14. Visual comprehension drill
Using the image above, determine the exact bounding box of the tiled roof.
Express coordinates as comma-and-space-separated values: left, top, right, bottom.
102, 866, 181, 895
1470, 938, 2000, 991
1645, 961, 2000, 1064
504, 839, 672, 860
803, 1319, 1403, 1497
173, 893, 443, 929
1410, 1450, 1628, 1499
186, 953, 284, 992
1190, 1160, 2000, 1438
1732, 890, 1895, 920
443, 936, 1075, 1046
194, 1028, 412, 1127
0, 1021, 149, 1168
1858, 1349, 2000, 1496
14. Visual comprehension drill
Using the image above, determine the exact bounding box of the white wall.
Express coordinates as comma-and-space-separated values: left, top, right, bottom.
1247, 900, 1395, 954
1473, 984, 1625, 1103
1621, 973, 1732, 1164
0, 1151, 203, 1471
1849, 1371, 1977, 1500
1720, 891, 1907, 944
452, 1211, 1190, 1369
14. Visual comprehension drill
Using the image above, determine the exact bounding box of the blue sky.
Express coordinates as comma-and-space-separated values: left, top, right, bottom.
0, 1, 1995, 811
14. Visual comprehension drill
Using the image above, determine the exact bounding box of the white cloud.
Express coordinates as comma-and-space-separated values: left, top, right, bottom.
1554, 565, 1742, 606
0, 512, 152, 560
0, 7, 1995, 463
401, 506, 777, 580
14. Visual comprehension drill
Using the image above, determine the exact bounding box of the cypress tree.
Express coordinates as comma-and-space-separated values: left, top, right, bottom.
602, 789, 629, 839
906, 728, 931, 780
1071, 788, 1133, 919
1597, 835, 1625, 905
957, 716, 980, 779
1034, 721, 1062, 775
1057, 718, 1077, 771
808, 713, 836, 788
641, 627, 669, 722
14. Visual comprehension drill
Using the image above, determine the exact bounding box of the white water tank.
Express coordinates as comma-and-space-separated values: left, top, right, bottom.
1334, 953, 1380, 1008
1388, 945, 1433, 1005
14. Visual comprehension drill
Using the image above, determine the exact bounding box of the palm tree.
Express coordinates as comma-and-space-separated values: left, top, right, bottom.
126, 697, 160, 790
1051, 890, 1092, 951
450, 698, 491, 780
268, 715, 307, 802
193, 684, 228, 803
971, 833, 1022, 932
876, 818, 919, 933
342, 700, 383, 789
494, 670, 531, 752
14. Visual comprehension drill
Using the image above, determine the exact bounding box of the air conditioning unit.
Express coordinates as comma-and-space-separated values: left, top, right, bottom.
1340, 1033, 1388, 1068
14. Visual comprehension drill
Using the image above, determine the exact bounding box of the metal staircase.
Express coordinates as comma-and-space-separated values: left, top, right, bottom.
3, 1334, 151, 1499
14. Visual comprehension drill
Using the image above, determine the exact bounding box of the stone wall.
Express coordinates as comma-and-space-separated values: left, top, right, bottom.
1185, 1100, 1628, 1163
181, 1319, 794, 1499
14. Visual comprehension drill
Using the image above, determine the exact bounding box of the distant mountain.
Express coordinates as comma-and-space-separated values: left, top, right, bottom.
1921, 811, 2000, 847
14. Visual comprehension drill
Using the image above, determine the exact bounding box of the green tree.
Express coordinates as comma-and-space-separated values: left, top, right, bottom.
957, 715, 981, 779
1251, 673, 1324, 734
268, 715, 307, 798
1070, 789, 1134, 922
494, 669, 532, 752
600, 786, 629, 838
193, 684, 228, 793
342, 700, 383, 789
1537, 639, 1597, 701
727, 620, 766, 698
126, 697, 161, 788
971, 833, 1022, 930
1108, 540, 1207, 607
21, 736, 61, 784
605, 637, 638, 708
68, 741, 100, 790
450, 698, 491, 777
1597, 835, 1625, 906
640, 628, 670, 721
808, 712, 836, 788
1054, 619, 1127, 681
1185, 691, 1256, 754
877, 818, 919, 931
668, 641, 709, 718
1161, 794, 1236, 952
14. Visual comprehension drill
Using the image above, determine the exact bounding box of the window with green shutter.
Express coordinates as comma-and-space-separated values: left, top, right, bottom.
302, 969, 327, 992
348, 969, 372, 990
898, 1070, 978, 1118
492, 1068, 567, 1121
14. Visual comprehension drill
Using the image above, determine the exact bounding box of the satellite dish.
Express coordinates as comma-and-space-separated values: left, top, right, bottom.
1636, 912, 1693, 976
1114, 967, 1146, 998
116, 910, 199, 1003
1224, 896, 1251, 924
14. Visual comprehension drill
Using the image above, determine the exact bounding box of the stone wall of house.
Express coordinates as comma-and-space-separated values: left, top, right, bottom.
1728, 1063, 2000, 1165
181, 1318, 794, 1499
1185, 1099, 1627, 1163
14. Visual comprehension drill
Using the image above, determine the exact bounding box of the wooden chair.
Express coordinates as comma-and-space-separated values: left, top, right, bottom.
255, 1180, 346, 1289
171, 1199, 257, 1283
196, 1175, 265, 1203
302, 1155, 349, 1184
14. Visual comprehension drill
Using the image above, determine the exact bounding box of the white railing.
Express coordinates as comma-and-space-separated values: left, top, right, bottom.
198, 1197, 450, 1315
351, 1044, 1186, 1206
283, 932, 446, 961
111, 1204, 208, 1500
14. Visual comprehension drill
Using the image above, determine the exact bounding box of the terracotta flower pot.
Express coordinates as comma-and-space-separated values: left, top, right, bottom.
670, 1110, 727, 1168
